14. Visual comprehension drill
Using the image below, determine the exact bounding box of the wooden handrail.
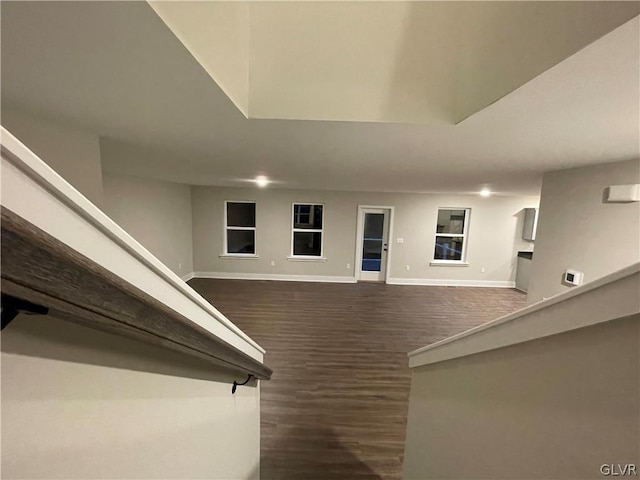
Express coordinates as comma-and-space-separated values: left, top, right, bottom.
1, 126, 271, 381
1, 207, 272, 379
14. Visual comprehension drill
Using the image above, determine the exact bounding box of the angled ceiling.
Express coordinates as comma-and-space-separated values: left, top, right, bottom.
151, 1, 638, 124
1, 1, 638, 196
148, 1, 250, 117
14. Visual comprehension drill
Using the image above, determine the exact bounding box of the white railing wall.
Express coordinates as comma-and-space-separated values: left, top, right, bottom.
403, 264, 640, 479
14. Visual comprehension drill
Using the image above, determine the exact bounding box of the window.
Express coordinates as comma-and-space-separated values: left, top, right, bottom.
291, 204, 324, 257
433, 208, 470, 262
225, 201, 256, 255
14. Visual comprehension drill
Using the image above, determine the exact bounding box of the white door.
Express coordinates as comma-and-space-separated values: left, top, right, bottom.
357, 208, 390, 282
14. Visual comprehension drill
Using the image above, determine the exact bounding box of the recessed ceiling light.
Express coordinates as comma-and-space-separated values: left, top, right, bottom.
480, 188, 491, 197
255, 175, 269, 188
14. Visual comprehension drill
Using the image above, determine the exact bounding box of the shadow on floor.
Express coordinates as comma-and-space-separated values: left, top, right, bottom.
260, 425, 383, 480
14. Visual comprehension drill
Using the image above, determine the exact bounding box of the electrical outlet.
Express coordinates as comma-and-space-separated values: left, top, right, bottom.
178, 262, 182, 270
270, 260, 275, 267
481, 267, 485, 273
405, 265, 410, 271
346, 263, 351, 269
397, 237, 404, 244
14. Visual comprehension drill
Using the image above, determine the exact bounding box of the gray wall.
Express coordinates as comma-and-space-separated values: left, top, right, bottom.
1, 315, 260, 479
1, 108, 104, 206
403, 314, 640, 480
102, 173, 194, 277
1, 110, 194, 278
192, 186, 538, 283
528, 158, 640, 303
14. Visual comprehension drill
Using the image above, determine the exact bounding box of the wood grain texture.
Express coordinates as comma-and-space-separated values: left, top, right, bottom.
189, 278, 527, 480
0, 207, 272, 380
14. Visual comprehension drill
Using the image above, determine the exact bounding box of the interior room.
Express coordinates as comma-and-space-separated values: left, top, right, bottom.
1, 2, 638, 479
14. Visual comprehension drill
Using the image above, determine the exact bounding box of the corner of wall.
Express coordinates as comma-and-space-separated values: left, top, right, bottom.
526, 158, 640, 304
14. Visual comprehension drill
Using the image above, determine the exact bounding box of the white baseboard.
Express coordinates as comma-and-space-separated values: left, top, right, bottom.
180, 272, 195, 282
387, 278, 516, 288
188, 271, 515, 287
192, 271, 358, 283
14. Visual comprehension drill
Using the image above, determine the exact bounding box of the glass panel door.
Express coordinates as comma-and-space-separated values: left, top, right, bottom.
362, 213, 384, 272
357, 208, 390, 282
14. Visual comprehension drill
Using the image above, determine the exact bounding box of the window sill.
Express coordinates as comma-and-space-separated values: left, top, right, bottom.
430, 261, 470, 267
219, 254, 260, 259
287, 256, 327, 262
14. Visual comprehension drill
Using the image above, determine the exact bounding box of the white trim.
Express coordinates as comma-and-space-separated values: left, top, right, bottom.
388, 278, 515, 288
408, 262, 640, 369
191, 272, 516, 288
290, 202, 325, 258
224, 200, 257, 256
287, 256, 327, 262
219, 254, 260, 259
433, 207, 471, 263
193, 271, 357, 283
354, 205, 395, 283
429, 261, 470, 267
180, 272, 195, 282
387, 208, 395, 284
0, 127, 265, 361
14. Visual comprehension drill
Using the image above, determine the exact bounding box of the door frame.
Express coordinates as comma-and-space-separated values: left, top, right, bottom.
354, 205, 395, 283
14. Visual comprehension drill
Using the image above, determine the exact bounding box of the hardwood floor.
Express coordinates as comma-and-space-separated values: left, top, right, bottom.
189, 279, 527, 480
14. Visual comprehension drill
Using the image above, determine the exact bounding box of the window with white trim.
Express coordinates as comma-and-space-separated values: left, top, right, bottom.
433, 208, 470, 262
291, 204, 324, 257
225, 201, 256, 255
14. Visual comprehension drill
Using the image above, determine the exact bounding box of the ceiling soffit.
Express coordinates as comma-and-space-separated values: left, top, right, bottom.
151, 1, 639, 124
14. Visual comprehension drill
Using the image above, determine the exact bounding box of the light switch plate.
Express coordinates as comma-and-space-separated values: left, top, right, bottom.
563, 269, 584, 286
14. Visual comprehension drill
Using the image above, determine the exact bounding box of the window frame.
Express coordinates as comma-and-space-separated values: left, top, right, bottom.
290, 202, 325, 259
223, 200, 257, 257
431, 207, 471, 265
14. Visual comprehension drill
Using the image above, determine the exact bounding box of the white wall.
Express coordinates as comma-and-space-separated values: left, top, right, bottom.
527, 158, 640, 303
102, 173, 194, 277
149, 1, 249, 117
191, 186, 538, 285
403, 314, 640, 480
1, 108, 104, 206
1, 315, 260, 479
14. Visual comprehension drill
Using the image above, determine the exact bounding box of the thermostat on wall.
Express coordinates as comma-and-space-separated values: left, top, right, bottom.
563, 269, 584, 286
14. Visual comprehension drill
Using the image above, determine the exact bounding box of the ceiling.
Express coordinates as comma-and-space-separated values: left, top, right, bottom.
1, 1, 638, 195
151, 1, 638, 124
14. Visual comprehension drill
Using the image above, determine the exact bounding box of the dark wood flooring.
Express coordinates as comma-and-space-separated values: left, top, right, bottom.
189, 279, 527, 480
